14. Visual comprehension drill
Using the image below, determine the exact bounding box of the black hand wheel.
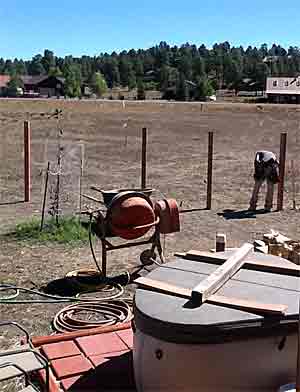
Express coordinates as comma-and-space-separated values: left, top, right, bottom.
140, 249, 156, 266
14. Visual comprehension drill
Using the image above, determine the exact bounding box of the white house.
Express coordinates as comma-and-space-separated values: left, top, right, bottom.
266, 77, 300, 103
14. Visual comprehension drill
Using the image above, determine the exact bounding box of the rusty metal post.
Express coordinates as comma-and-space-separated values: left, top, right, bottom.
206, 131, 214, 210
24, 121, 31, 202
141, 127, 147, 189
277, 132, 287, 211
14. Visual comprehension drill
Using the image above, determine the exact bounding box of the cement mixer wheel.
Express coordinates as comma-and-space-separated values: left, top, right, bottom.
140, 249, 156, 266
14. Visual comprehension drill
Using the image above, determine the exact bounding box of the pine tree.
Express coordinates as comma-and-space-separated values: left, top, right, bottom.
42, 50, 56, 73
194, 77, 215, 100
137, 78, 146, 100
28, 55, 46, 75
128, 70, 136, 90
91, 72, 108, 96
14, 59, 27, 75
176, 72, 189, 101
6, 74, 24, 97
64, 64, 81, 97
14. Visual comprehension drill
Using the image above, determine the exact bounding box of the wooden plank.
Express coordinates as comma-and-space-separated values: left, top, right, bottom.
31, 322, 132, 346
134, 277, 287, 316
135, 277, 191, 299
178, 250, 300, 277
208, 294, 287, 316
191, 243, 253, 303
210, 247, 238, 253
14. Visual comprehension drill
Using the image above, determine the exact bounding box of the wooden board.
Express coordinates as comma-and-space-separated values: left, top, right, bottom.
191, 243, 253, 303
134, 277, 287, 316
135, 277, 191, 299
176, 250, 300, 277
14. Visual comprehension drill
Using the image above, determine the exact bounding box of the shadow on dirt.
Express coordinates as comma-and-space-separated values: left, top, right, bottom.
0, 200, 25, 206
218, 208, 271, 220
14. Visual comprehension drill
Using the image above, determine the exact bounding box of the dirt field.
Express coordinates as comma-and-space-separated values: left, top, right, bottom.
1, 98, 300, 355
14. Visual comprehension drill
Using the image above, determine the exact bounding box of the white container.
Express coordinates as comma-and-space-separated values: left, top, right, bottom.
133, 252, 300, 392
134, 329, 297, 392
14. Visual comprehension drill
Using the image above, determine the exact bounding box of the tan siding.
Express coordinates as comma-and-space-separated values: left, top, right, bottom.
266, 77, 300, 95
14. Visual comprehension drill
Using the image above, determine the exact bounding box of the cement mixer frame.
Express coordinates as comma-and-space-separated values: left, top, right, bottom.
82, 188, 180, 277
99, 226, 164, 277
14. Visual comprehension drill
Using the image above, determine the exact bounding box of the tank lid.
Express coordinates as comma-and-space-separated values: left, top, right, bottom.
134, 251, 300, 344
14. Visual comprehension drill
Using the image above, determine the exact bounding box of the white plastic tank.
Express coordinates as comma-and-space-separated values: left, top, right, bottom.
133, 252, 300, 391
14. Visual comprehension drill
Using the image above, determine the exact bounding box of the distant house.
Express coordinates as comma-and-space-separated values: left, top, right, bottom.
266, 77, 300, 103
263, 55, 293, 63
143, 70, 156, 82
0, 75, 11, 95
0, 75, 65, 97
22, 75, 65, 97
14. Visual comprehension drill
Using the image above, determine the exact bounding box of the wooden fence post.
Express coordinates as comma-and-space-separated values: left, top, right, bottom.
206, 131, 214, 210
141, 127, 147, 189
277, 132, 287, 211
24, 121, 31, 202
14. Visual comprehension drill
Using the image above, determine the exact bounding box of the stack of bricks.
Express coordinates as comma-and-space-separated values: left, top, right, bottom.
31, 323, 136, 391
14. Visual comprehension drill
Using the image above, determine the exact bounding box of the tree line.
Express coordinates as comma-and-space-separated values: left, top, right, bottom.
1, 42, 300, 100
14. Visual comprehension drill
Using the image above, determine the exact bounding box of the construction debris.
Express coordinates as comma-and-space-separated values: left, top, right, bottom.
253, 239, 268, 254
263, 230, 292, 244
254, 229, 300, 265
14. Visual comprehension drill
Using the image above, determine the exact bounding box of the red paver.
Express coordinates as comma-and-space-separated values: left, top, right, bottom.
60, 375, 81, 391
51, 355, 93, 379
89, 355, 110, 367
116, 329, 134, 349
87, 351, 135, 390
76, 331, 127, 356
103, 349, 130, 358
41, 340, 81, 360
38, 367, 61, 392
31, 325, 136, 391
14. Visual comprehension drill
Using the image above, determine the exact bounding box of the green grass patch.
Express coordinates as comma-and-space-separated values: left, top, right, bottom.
8, 216, 90, 245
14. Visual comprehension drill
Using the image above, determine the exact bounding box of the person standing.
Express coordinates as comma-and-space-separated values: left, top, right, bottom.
249, 151, 280, 212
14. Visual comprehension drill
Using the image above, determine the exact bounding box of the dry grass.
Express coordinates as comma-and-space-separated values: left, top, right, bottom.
1, 98, 300, 358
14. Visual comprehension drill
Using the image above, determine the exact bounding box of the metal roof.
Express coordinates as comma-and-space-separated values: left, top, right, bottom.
21, 75, 48, 85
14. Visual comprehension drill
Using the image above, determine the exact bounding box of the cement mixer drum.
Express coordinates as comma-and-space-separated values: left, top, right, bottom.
107, 192, 156, 240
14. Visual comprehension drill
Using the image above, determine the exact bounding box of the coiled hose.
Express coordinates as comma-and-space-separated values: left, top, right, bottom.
0, 212, 150, 333
53, 298, 133, 333
0, 283, 134, 333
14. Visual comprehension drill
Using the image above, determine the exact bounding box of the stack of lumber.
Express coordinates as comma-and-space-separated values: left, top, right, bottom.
176, 248, 300, 277
254, 229, 300, 265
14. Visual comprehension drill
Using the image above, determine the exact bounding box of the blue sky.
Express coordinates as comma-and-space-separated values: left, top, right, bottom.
0, 0, 298, 59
